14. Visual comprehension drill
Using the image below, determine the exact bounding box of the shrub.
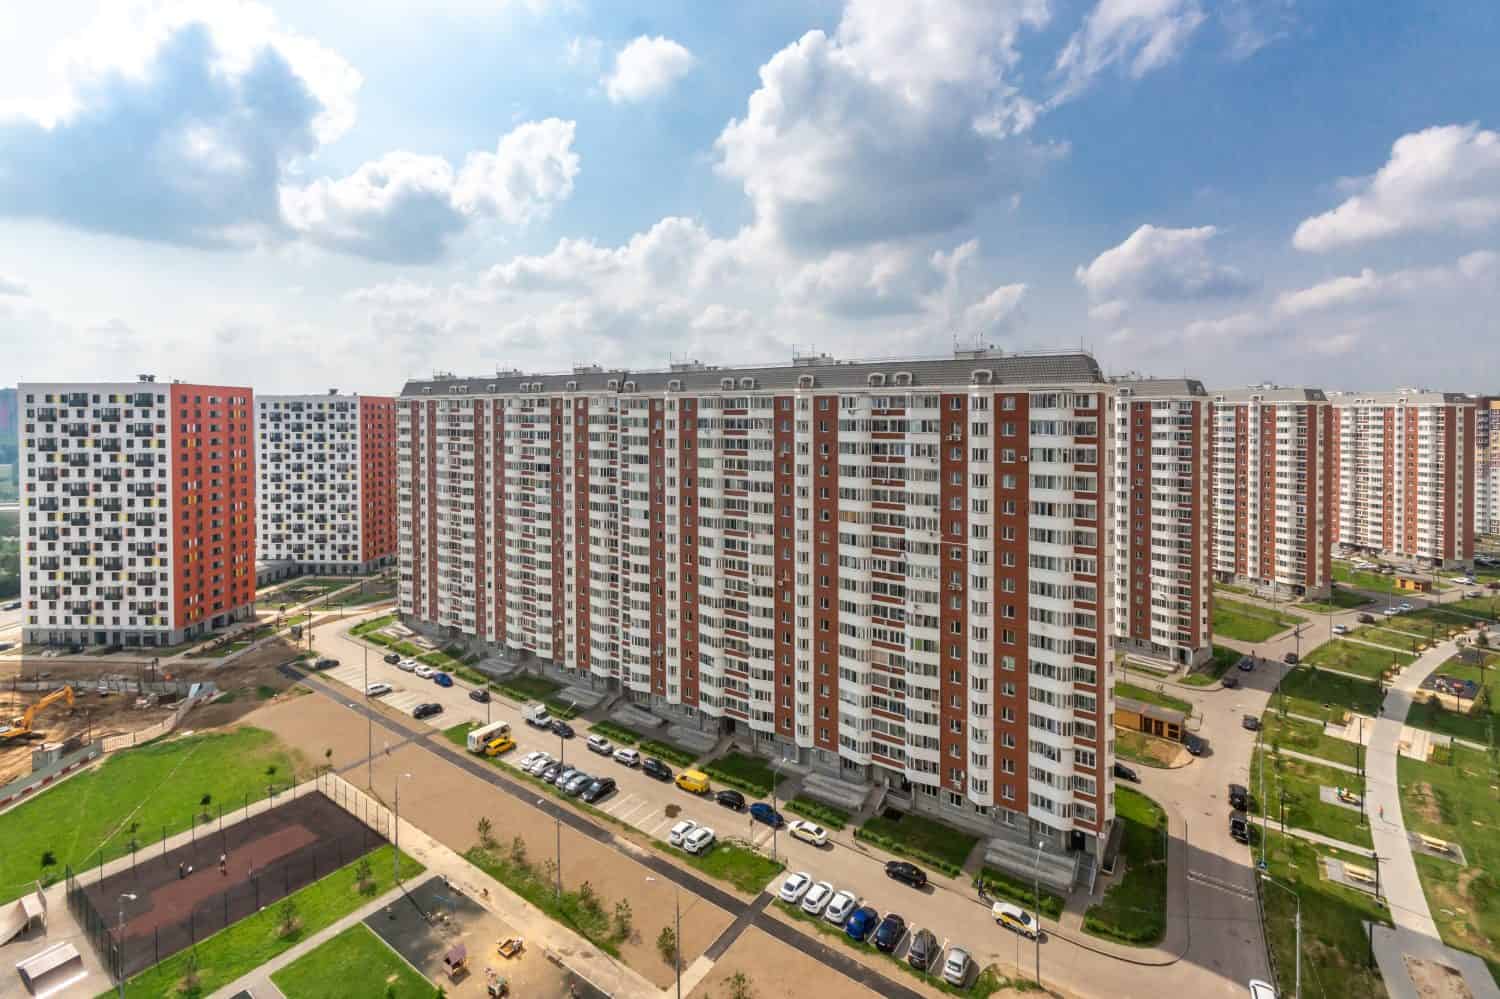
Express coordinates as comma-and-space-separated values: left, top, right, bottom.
785, 797, 850, 831
657, 925, 678, 966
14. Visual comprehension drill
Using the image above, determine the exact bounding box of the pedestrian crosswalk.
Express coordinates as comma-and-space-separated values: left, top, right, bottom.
327, 665, 365, 688
382, 690, 428, 715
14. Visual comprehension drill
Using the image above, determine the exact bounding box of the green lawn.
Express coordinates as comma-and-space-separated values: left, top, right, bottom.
856, 812, 979, 876
1302, 640, 1414, 680
320, 581, 398, 609
1347, 624, 1427, 653
1258, 711, 1361, 769
703, 751, 788, 797
785, 797, 852, 831
255, 577, 356, 609
658, 840, 784, 894
1115, 729, 1183, 768
0, 728, 294, 904
1274, 668, 1384, 722
121, 846, 423, 998
1295, 587, 1371, 613
1248, 749, 1371, 848
1256, 831, 1389, 999
978, 865, 1066, 919
1403, 655, 1500, 743
1332, 563, 1398, 594
271, 923, 429, 998
350, 613, 398, 637
1115, 681, 1193, 716
1450, 596, 1500, 620
1212, 598, 1303, 642
1399, 743, 1500, 973
1181, 644, 1242, 686
494, 673, 562, 700
1084, 788, 1167, 946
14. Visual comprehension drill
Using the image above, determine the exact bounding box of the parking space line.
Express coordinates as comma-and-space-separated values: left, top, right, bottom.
603, 793, 640, 816
645, 817, 671, 837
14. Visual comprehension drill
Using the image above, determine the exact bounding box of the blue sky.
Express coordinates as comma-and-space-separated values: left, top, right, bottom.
1, 0, 1497, 394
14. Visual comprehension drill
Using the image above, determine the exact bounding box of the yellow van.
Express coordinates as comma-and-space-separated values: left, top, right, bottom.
675, 769, 711, 794
484, 735, 517, 757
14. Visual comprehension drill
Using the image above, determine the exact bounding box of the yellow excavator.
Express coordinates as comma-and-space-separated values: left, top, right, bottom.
1, 686, 75, 741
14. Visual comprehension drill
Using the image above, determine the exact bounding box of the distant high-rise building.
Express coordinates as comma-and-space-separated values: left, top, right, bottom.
1210, 387, 1335, 599
17, 378, 256, 647
1475, 397, 1500, 539
1107, 380, 1214, 667
254, 393, 397, 574
0, 387, 17, 445
1330, 391, 1476, 567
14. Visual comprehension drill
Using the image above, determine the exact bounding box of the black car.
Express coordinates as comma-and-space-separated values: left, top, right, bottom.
315, 657, 339, 670
1283, 652, 1299, 665
873, 913, 907, 953
642, 757, 673, 781
715, 788, 746, 811
1229, 814, 1250, 844
884, 860, 927, 889
581, 777, 617, 803
1184, 733, 1204, 756
468, 688, 491, 703
1237, 657, 1255, 672
383, 652, 401, 664
550, 719, 575, 739
906, 927, 939, 970
1221, 674, 1239, 689
1242, 714, 1260, 732
1357, 613, 1377, 624
1113, 762, 1140, 783
413, 702, 443, 719
1228, 783, 1249, 811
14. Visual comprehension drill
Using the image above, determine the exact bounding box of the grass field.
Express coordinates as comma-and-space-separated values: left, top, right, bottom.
256, 577, 356, 609
1084, 788, 1167, 946
785, 797, 852, 830
1450, 595, 1500, 619
1181, 644, 1243, 686
1256, 831, 1389, 999
1115, 729, 1183, 768
703, 751, 788, 797
658, 839, 784, 894
1302, 640, 1414, 680
1331, 563, 1400, 594
1274, 667, 1384, 722
1346, 624, 1427, 652
1404, 656, 1500, 744
1399, 743, 1500, 974
1115, 681, 1192, 716
1213, 597, 1303, 642
122, 845, 423, 998
1295, 587, 1371, 613
1258, 711, 1361, 769
856, 812, 979, 874
0, 728, 294, 904
271, 922, 430, 998
1248, 749, 1371, 848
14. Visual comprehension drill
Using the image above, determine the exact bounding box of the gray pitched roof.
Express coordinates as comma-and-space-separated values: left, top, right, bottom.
1211, 386, 1328, 403
1108, 377, 1207, 398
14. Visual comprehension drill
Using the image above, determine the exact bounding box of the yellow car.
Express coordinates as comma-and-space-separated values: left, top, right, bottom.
484, 735, 516, 756
675, 769, 711, 794
991, 902, 1039, 939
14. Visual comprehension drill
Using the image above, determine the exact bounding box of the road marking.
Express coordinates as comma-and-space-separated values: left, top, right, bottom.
645, 817, 672, 837
604, 793, 641, 816
1187, 870, 1255, 899
616, 798, 652, 824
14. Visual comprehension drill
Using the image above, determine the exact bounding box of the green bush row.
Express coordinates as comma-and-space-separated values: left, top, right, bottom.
702, 768, 773, 798
589, 721, 642, 745
978, 866, 1065, 919
784, 797, 851, 831
639, 739, 698, 768
852, 827, 963, 878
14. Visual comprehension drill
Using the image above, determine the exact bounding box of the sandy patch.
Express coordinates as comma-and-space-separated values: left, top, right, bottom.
1404, 956, 1474, 999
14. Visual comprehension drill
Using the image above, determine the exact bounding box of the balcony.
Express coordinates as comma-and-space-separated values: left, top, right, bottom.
66, 513, 90, 527
37, 468, 59, 482
63, 483, 89, 498
36, 499, 59, 512
128, 423, 155, 437
38, 529, 60, 542
67, 571, 92, 585
132, 454, 155, 468
101, 469, 121, 482
99, 499, 122, 512
67, 454, 91, 468
36, 408, 57, 421
64, 393, 89, 408
132, 393, 156, 408
63, 542, 90, 556
35, 438, 59, 452
97, 557, 124, 571
98, 528, 123, 542
99, 440, 121, 453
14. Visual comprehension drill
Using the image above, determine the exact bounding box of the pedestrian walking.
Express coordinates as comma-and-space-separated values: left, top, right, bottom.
178, 862, 185, 880
1379, 804, 1385, 820
219, 853, 227, 875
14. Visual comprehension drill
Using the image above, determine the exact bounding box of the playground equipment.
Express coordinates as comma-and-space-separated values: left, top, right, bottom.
1, 686, 75, 742
497, 936, 524, 959
0, 885, 46, 945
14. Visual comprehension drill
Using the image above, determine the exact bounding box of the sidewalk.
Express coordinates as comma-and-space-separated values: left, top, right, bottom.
1277, 747, 1361, 775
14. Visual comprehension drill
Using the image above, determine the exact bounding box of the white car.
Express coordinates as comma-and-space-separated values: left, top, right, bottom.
779, 872, 812, 904
1383, 606, 1400, 617
787, 820, 828, 847
1248, 980, 1277, 999
396, 658, 418, 672
587, 734, 614, 755
668, 820, 697, 847
613, 747, 641, 767
525, 753, 555, 775
683, 827, 716, 855
1398, 601, 1414, 612
942, 947, 972, 986
823, 889, 858, 925
518, 751, 544, 771
992, 901, 1040, 939
413, 664, 436, 679
1452, 576, 1476, 585
800, 881, 834, 915
1332, 623, 1348, 635
366, 682, 393, 697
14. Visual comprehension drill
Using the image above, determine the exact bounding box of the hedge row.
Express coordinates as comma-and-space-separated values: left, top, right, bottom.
785, 797, 851, 831
851, 827, 963, 878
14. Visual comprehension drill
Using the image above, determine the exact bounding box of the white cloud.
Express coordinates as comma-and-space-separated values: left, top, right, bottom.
0, 274, 28, 297
1274, 250, 1499, 316
281, 119, 578, 262
345, 279, 437, 307
1076, 224, 1253, 305
567, 35, 603, 70
714, 0, 1057, 251
961, 283, 1028, 335
603, 35, 695, 103
1088, 299, 1127, 322
1053, 0, 1205, 105
1218, 0, 1295, 60
1294, 123, 1500, 252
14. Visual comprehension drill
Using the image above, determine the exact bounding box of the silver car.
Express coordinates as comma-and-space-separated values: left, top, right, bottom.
800, 881, 834, 915
823, 889, 858, 925
942, 947, 972, 986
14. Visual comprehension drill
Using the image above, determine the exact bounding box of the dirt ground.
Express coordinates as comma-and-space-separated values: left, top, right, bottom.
688, 926, 874, 999
241, 693, 734, 990
1405, 956, 1475, 999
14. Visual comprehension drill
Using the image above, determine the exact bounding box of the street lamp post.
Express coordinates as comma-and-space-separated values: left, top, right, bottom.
1031, 840, 1044, 987
116, 892, 137, 999
394, 772, 412, 885
646, 876, 682, 999
1260, 873, 1300, 999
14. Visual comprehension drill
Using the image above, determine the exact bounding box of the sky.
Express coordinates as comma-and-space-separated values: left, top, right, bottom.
1, 0, 1498, 395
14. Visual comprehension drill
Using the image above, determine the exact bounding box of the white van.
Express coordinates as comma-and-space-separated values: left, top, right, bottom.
522, 702, 552, 728
466, 720, 512, 753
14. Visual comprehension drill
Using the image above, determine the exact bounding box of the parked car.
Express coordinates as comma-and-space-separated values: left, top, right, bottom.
1230, 814, 1251, 844
1238, 656, 1256, 671
1221, 674, 1239, 689
539, 761, 563, 783
1184, 733, 1205, 757
1228, 783, 1249, 811
1466, 590, 1483, 599
675, 769, 711, 794
779, 872, 812, 904
801, 881, 834, 915
1357, 613, 1377, 624
824, 890, 858, 925
907, 928, 939, 970
433, 672, 453, 687
581, 777, 617, 803
522, 703, 552, 727
942, 947, 973, 987
550, 719, 575, 739
1113, 762, 1140, 783
788, 820, 828, 847
586, 734, 614, 755
383, 652, 402, 664
397, 658, 418, 672
366, 682, 392, 697
314, 657, 338, 670
681, 826, 715, 854
552, 766, 579, 787
884, 860, 927, 888
518, 751, 545, 771
749, 802, 784, 827
1332, 623, 1348, 635
1282, 652, 1298, 665
1242, 715, 1260, 732
992, 901, 1040, 939
1248, 980, 1277, 999
668, 820, 697, 847
613, 747, 641, 767
642, 757, 673, 781
715, 788, 746, 811
1, 600, 21, 611
524, 753, 554, 775
468, 688, 491, 703
845, 906, 880, 942
413, 702, 443, 719
413, 664, 435, 679
484, 736, 516, 757
1398, 601, 1414, 612
564, 772, 594, 796
873, 913, 907, 953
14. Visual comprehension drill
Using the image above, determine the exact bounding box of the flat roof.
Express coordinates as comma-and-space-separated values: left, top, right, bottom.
1115, 695, 1187, 724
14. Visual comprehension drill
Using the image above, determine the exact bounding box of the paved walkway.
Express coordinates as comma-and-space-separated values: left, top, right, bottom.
1371, 923, 1500, 999
1277, 825, 1374, 857
1277, 747, 1361, 775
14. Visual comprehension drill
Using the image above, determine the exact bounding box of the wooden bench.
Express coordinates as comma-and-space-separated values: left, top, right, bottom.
1343, 864, 1377, 884
1418, 834, 1452, 854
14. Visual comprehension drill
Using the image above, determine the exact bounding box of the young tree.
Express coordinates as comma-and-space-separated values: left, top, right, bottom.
277, 897, 301, 939
477, 816, 495, 850
657, 925, 678, 966
355, 856, 375, 896
727, 971, 755, 999
612, 899, 633, 941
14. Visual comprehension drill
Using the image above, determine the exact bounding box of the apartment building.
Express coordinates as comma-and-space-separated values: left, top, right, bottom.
399, 350, 1115, 860
1475, 397, 1500, 539
1330, 391, 1476, 567
1210, 387, 1335, 599
16, 378, 256, 647
255, 393, 397, 574
1107, 380, 1213, 667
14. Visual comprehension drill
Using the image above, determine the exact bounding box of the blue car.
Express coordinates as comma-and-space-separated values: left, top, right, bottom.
749, 802, 784, 827
845, 906, 880, 942
433, 672, 454, 687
